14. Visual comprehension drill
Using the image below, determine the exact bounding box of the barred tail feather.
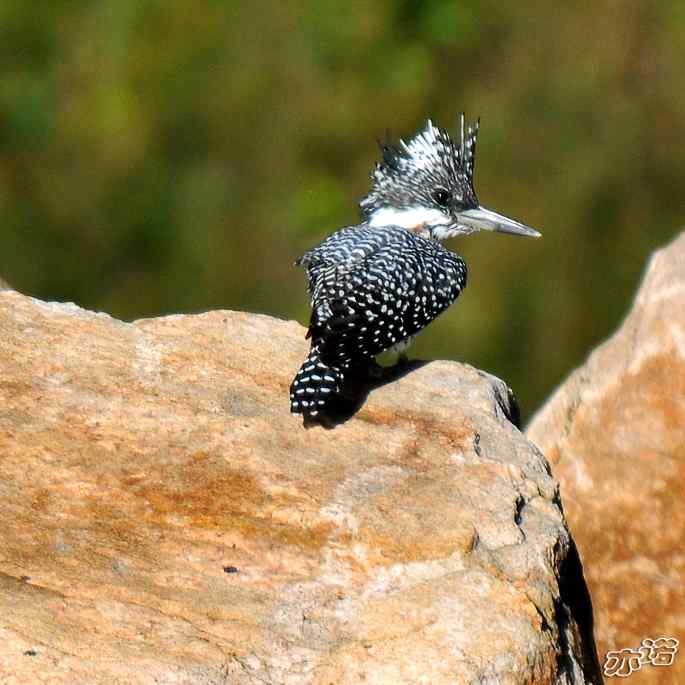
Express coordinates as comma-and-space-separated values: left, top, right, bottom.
290, 348, 343, 417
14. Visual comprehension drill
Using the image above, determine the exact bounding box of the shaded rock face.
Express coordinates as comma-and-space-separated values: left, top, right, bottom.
528, 231, 685, 685
0, 291, 600, 684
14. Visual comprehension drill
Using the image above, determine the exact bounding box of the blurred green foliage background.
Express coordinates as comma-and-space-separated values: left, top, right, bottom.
2, 1, 684, 419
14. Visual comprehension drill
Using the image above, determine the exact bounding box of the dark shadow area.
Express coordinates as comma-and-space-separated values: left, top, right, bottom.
302, 359, 429, 429
496, 384, 521, 430
556, 538, 604, 684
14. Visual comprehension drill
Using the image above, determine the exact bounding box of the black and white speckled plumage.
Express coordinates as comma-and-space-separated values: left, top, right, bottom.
290, 115, 538, 419
290, 225, 466, 416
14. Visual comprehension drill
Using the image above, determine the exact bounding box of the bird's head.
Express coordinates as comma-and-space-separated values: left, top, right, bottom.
360, 115, 540, 241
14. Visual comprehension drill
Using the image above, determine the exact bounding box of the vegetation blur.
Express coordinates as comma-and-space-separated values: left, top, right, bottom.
2, 2, 684, 419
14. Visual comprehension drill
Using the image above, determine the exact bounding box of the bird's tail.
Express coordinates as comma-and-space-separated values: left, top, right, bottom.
290, 347, 343, 417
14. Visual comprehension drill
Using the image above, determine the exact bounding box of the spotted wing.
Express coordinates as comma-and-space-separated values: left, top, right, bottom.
299, 226, 467, 368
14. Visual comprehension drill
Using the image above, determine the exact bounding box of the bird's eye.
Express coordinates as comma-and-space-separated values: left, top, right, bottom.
432, 189, 451, 207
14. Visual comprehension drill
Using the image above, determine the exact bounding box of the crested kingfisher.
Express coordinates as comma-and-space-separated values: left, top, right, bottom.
290, 115, 540, 419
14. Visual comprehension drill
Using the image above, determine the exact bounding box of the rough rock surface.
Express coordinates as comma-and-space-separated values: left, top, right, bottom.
528, 231, 685, 685
0, 290, 600, 684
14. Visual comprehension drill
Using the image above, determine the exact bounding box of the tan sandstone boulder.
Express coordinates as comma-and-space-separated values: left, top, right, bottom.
528, 231, 685, 685
0, 290, 600, 684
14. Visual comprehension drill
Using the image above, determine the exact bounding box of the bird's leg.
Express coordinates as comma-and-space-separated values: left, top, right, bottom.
392, 334, 415, 367
397, 350, 410, 366
366, 357, 384, 379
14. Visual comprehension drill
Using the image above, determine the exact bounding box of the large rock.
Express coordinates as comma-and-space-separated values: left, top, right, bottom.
0, 290, 600, 684
528, 231, 685, 684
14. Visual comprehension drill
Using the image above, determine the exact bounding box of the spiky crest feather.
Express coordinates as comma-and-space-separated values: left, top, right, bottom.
360, 115, 480, 218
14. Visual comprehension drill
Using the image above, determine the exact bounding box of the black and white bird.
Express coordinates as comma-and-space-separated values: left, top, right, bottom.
290, 115, 540, 419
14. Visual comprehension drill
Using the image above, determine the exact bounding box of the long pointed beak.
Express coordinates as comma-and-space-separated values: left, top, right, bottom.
457, 206, 541, 238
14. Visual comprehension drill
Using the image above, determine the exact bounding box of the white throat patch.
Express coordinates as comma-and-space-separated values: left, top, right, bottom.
368, 206, 451, 231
